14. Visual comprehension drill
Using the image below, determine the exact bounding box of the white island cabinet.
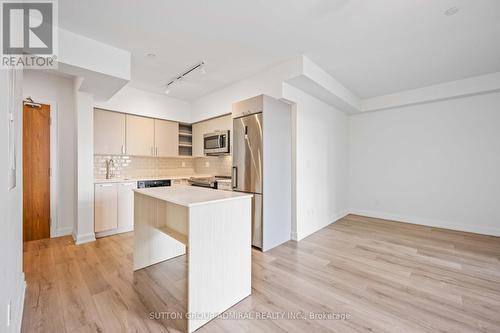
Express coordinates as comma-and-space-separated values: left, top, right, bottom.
133, 185, 252, 333
117, 181, 137, 229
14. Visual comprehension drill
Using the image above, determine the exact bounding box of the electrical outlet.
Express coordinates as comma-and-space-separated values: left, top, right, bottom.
204, 161, 210, 168
7, 301, 11, 327
181, 161, 186, 167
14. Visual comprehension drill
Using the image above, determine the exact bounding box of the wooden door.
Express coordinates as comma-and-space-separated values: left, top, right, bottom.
23, 103, 50, 241
155, 119, 179, 157
94, 109, 126, 155
126, 115, 155, 156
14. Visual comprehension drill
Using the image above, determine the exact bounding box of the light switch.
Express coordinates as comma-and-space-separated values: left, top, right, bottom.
205, 161, 210, 168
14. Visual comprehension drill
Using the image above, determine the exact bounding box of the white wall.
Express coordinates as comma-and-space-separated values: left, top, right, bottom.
284, 84, 349, 240
349, 92, 500, 236
0, 69, 25, 333
23, 70, 77, 236
57, 28, 131, 101
59, 28, 131, 81
74, 84, 96, 244
191, 58, 301, 122
95, 85, 192, 123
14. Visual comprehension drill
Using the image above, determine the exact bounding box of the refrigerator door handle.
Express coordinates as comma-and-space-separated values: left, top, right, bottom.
232, 166, 238, 188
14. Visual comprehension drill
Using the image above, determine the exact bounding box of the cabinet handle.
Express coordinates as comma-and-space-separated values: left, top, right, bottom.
232, 166, 238, 188
121, 145, 125, 155
156, 147, 158, 156
99, 184, 113, 188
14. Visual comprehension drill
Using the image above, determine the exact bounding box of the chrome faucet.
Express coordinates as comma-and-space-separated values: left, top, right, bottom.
105, 159, 115, 179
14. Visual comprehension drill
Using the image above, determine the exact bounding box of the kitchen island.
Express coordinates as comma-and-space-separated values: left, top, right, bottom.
133, 185, 253, 332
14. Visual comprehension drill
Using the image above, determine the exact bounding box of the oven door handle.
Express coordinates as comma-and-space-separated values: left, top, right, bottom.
219, 135, 224, 148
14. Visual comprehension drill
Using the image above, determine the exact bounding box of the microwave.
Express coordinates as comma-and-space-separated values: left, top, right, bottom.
204, 130, 230, 155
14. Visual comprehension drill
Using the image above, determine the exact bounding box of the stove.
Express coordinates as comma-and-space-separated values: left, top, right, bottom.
189, 176, 232, 190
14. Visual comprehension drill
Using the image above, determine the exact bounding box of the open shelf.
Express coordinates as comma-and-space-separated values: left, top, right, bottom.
158, 225, 188, 245
178, 123, 193, 157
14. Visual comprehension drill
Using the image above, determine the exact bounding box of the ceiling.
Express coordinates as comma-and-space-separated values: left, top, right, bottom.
59, 0, 500, 100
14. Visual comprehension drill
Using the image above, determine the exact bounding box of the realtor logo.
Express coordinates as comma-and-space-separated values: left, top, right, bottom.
1, 0, 58, 68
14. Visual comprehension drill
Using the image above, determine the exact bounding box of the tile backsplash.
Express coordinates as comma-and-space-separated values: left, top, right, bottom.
94, 155, 232, 179
194, 156, 232, 177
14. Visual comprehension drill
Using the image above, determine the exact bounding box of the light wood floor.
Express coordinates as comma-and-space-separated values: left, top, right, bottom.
22, 214, 500, 333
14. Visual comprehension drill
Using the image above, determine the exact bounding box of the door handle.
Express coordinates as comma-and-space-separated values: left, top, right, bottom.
232, 166, 238, 188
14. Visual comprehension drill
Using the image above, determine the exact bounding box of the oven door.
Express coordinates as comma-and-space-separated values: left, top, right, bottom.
204, 131, 229, 155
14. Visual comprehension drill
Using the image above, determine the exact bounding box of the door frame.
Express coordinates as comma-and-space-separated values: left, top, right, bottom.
23, 97, 59, 238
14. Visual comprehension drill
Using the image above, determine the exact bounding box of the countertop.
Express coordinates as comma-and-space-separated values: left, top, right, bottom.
94, 174, 213, 184
134, 185, 252, 207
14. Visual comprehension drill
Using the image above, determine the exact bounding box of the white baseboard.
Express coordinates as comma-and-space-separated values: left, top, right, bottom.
290, 231, 298, 241
73, 232, 96, 245
95, 226, 134, 238
53, 226, 73, 238
296, 210, 349, 241
13, 272, 26, 333
349, 209, 500, 237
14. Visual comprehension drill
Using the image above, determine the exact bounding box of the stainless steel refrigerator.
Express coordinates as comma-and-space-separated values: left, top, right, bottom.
232, 112, 264, 248
232, 94, 292, 252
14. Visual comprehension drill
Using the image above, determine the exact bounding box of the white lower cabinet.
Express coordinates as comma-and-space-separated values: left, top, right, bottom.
94, 181, 137, 236
94, 183, 118, 233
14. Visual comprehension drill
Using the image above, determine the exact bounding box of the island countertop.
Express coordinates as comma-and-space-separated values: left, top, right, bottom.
134, 185, 252, 207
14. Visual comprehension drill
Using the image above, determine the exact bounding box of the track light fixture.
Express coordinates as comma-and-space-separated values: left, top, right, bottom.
164, 61, 205, 94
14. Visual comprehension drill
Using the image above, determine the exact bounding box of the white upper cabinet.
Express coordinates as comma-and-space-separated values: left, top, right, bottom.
94, 110, 233, 158
155, 119, 179, 157
207, 114, 232, 133
192, 114, 232, 157
126, 115, 155, 156
94, 109, 126, 155
232, 95, 263, 118
192, 121, 206, 157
